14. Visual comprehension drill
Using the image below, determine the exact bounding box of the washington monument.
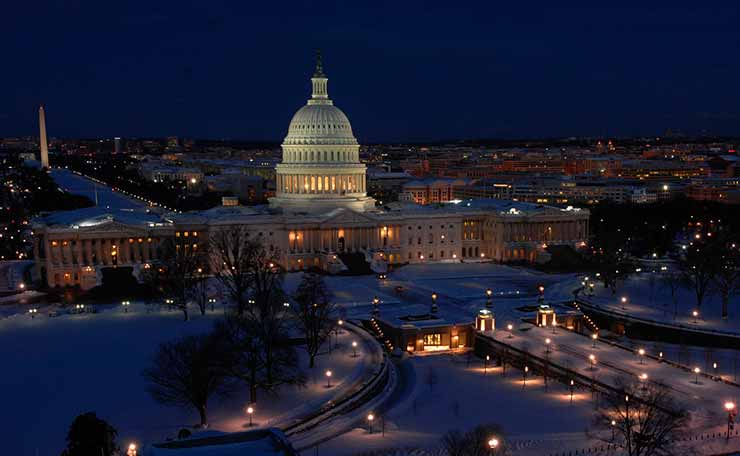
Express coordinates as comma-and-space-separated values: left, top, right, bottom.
39, 105, 49, 169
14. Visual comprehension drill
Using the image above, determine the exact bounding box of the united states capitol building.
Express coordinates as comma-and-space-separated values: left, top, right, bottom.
33, 57, 589, 289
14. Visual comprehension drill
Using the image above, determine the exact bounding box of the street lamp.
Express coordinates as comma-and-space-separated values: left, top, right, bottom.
570, 379, 575, 404
122, 300, 130, 312
545, 338, 551, 354
246, 406, 254, 426
591, 333, 598, 348
367, 413, 375, 434
488, 437, 499, 455
352, 341, 358, 357
507, 323, 513, 338
372, 296, 380, 316
209, 298, 217, 311
726, 402, 736, 441
639, 373, 648, 390
337, 319, 344, 333
538, 285, 545, 303
127, 443, 137, 456
485, 355, 490, 375
28, 308, 38, 319
486, 288, 493, 309
638, 348, 645, 364
714, 362, 719, 377
589, 354, 596, 371
431, 292, 438, 314
523, 366, 529, 388
621, 296, 627, 310
610, 420, 616, 440
326, 370, 333, 388
694, 367, 701, 384
692, 310, 699, 323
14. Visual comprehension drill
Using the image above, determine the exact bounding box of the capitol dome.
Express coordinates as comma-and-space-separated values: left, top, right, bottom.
284, 104, 357, 146
269, 52, 375, 213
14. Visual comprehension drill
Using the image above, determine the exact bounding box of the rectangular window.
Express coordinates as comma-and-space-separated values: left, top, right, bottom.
423, 333, 442, 346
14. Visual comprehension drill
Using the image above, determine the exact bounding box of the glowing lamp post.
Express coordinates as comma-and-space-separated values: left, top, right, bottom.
692, 310, 699, 323
538, 285, 545, 303
431, 292, 438, 314
570, 379, 575, 404
122, 300, 130, 313
639, 373, 648, 390
485, 355, 490, 375
507, 323, 513, 338
209, 298, 217, 311
246, 406, 254, 426
28, 308, 38, 319
589, 354, 596, 371
523, 366, 529, 388
352, 341, 358, 357
610, 420, 616, 440
545, 338, 551, 354
488, 437, 499, 455
486, 288, 493, 309
372, 296, 380, 316
367, 413, 375, 434
621, 296, 627, 311
337, 319, 344, 333
591, 333, 598, 348
714, 362, 719, 377
638, 348, 645, 365
694, 367, 701, 384
127, 443, 137, 456
326, 370, 333, 388
726, 402, 736, 441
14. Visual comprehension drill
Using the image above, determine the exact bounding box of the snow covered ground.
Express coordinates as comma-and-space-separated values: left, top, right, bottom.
319, 353, 594, 455
51, 168, 148, 210
581, 271, 740, 334
0, 303, 377, 455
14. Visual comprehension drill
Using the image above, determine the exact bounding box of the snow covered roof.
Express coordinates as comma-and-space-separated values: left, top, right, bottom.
35, 207, 166, 228
377, 303, 473, 329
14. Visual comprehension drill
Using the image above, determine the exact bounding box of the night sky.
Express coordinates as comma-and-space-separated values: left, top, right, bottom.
3, 1, 740, 141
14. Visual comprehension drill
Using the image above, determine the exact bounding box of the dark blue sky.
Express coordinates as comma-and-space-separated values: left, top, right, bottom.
3, 1, 740, 141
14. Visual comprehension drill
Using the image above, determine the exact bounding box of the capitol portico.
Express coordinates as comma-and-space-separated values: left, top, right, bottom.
32, 55, 589, 289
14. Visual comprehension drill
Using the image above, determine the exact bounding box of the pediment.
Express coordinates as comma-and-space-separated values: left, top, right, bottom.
319, 209, 376, 227
75, 219, 149, 234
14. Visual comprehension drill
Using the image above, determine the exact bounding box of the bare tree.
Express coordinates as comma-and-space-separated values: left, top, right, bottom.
591, 378, 688, 456
678, 240, 717, 311
292, 272, 336, 368
714, 241, 740, 320
661, 271, 683, 320
142, 333, 232, 428
144, 238, 207, 321
190, 266, 211, 316
247, 247, 290, 383
441, 423, 507, 456
210, 227, 261, 316
215, 312, 303, 404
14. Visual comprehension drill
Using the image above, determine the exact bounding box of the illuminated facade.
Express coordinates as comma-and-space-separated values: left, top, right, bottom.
32, 55, 590, 289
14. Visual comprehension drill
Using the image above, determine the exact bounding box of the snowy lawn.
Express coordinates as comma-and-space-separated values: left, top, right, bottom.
581, 272, 740, 333
319, 353, 594, 456
0, 304, 377, 455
